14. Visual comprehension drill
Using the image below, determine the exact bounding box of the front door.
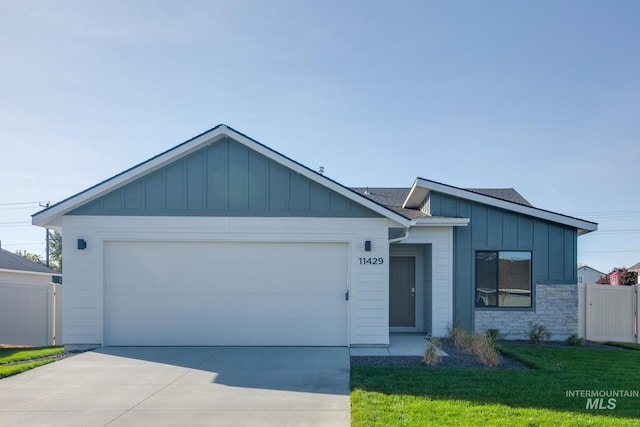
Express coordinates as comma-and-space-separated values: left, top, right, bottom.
389, 256, 416, 327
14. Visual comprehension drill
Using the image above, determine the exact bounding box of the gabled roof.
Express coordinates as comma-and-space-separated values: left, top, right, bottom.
404, 177, 598, 235
0, 248, 60, 276
629, 261, 640, 271
32, 125, 412, 229
577, 265, 605, 275
352, 187, 533, 218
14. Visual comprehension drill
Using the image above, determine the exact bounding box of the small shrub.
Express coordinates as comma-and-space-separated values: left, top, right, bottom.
448, 323, 474, 354
528, 322, 551, 345
486, 328, 500, 342
423, 336, 442, 366
565, 333, 585, 346
472, 333, 500, 367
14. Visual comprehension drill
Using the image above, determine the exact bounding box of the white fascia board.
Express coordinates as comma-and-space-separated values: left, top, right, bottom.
409, 178, 598, 235
403, 179, 428, 209
32, 125, 412, 228
411, 217, 470, 227
0, 268, 62, 277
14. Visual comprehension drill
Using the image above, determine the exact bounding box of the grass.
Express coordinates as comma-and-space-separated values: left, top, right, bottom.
352, 344, 640, 426
0, 360, 55, 378
0, 347, 64, 364
605, 342, 640, 351
0, 346, 64, 379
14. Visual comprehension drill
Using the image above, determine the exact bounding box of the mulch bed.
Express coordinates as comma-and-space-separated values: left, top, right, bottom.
350, 339, 629, 369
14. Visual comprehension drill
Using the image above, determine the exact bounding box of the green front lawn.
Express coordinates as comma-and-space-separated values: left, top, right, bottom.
0, 347, 64, 379
352, 345, 640, 426
605, 342, 640, 351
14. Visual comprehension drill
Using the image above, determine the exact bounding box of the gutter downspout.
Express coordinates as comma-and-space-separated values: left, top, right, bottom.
389, 222, 414, 243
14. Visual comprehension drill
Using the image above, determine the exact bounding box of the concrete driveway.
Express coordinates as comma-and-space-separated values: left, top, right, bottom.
0, 347, 350, 427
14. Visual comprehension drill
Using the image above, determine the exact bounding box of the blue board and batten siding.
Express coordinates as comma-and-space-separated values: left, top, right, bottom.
428, 192, 578, 330
70, 138, 379, 218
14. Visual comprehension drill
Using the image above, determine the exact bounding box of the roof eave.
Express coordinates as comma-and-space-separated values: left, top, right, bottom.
32, 125, 412, 228
407, 177, 598, 234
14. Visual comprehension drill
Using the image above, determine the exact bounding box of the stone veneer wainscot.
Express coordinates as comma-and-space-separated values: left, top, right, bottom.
475, 284, 578, 340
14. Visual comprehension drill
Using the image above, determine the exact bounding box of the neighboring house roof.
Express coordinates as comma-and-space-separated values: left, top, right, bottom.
404, 177, 597, 235
32, 125, 412, 229
0, 248, 59, 276
629, 261, 640, 271
578, 265, 605, 276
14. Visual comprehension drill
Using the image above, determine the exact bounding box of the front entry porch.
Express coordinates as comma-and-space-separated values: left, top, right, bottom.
349, 333, 448, 356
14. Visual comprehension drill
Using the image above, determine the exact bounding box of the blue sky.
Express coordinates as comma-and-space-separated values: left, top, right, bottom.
1, 1, 638, 274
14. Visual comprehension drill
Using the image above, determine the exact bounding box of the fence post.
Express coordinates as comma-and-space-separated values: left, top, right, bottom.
47, 284, 55, 346
577, 283, 586, 339
633, 285, 640, 344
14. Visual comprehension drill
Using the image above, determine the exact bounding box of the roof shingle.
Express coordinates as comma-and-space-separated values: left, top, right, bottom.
0, 248, 57, 274
351, 186, 534, 219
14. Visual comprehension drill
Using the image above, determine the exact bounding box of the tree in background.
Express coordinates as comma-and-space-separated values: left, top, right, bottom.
49, 231, 62, 273
15, 250, 46, 266
14, 231, 62, 273
596, 268, 638, 286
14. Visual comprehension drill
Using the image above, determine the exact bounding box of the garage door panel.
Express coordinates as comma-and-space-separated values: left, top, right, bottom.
106, 241, 348, 346
109, 292, 345, 321
110, 317, 346, 346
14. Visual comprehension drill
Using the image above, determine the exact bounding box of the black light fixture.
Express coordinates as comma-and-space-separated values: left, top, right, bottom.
364, 240, 371, 252
77, 239, 87, 250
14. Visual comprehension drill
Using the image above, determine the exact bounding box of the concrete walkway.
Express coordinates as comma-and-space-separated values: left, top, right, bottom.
349, 333, 448, 356
0, 347, 350, 427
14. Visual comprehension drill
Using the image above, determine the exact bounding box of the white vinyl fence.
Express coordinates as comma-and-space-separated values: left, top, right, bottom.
0, 281, 62, 347
578, 283, 639, 343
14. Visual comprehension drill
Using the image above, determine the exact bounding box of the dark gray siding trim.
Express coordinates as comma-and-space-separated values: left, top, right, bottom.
69, 138, 380, 218
429, 191, 578, 330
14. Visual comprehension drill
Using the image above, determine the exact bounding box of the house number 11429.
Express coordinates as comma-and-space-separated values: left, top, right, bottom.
359, 257, 384, 265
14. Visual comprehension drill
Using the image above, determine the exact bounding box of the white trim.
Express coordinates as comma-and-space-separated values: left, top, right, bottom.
396, 226, 454, 337
404, 180, 428, 209
405, 178, 597, 235
60, 215, 390, 347
389, 247, 425, 333
0, 268, 60, 278
32, 125, 411, 229
412, 217, 470, 227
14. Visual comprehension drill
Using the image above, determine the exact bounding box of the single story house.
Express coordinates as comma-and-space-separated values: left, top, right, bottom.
629, 261, 640, 284
0, 246, 62, 346
577, 265, 605, 285
32, 125, 597, 350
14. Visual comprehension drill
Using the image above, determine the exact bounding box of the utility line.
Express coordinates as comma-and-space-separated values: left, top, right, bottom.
579, 249, 640, 253
0, 242, 44, 246
0, 201, 47, 206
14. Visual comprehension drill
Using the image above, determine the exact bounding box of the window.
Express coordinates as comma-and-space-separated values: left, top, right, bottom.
475, 251, 531, 308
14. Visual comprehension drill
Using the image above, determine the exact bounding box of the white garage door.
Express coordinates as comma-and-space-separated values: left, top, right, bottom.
105, 241, 348, 346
